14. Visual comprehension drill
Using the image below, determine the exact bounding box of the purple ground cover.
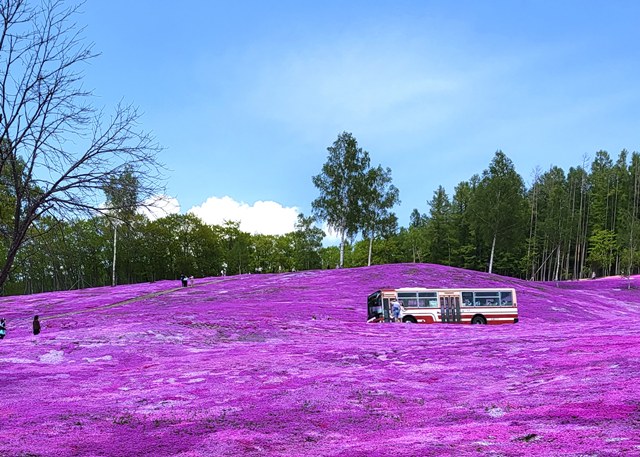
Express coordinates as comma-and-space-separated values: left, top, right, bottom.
1, 263, 640, 456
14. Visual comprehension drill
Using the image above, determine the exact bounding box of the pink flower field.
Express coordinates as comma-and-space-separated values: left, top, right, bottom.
1, 263, 640, 456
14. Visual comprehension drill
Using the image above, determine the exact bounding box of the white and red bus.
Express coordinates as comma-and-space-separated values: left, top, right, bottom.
367, 287, 518, 325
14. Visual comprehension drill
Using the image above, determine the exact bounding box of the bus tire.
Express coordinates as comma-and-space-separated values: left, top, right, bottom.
403, 316, 417, 324
471, 315, 486, 325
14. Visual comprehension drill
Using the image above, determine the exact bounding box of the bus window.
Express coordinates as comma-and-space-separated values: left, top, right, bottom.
417, 292, 437, 307
399, 292, 418, 307
462, 292, 473, 306
500, 291, 513, 306
474, 291, 500, 306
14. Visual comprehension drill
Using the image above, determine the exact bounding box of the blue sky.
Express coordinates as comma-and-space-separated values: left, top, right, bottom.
80, 1, 640, 237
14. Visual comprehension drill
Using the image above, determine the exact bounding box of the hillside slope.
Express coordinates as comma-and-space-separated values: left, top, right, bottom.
1, 264, 640, 456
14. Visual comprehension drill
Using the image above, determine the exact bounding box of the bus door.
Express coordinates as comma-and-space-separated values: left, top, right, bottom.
382, 296, 391, 322
439, 294, 461, 323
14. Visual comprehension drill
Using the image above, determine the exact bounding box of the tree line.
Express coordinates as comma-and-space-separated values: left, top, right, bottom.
3, 213, 327, 296
326, 147, 640, 282
5, 131, 640, 295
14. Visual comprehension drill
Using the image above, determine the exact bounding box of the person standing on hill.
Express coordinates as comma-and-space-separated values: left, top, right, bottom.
32, 315, 41, 335
0, 318, 6, 339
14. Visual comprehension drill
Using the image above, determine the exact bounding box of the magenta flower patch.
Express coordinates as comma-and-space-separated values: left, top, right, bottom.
0, 264, 639, 456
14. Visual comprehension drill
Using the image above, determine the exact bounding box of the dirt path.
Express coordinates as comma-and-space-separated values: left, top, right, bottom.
41, 278, 221, 321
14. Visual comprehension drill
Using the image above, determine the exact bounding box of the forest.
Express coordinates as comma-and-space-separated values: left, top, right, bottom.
3, 146, 640, 296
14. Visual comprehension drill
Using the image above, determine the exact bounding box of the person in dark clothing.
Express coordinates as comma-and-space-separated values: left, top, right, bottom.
33, 315, 41, 335
0, 318, 6, 339
180, 274, 188, 287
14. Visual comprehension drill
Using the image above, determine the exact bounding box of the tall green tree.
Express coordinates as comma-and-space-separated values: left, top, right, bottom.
470, 151, 527, 274
360, 165, 400, 266
312, 132, 371, 268
588, 228, 617, 274
405, 208, 427, 263
611, 151, 630, 274
535, 166, 570, 281
219, 221, 252, 275
426, 185, 453, 265
589, 150, 614, 233
291, 213, 324, 271
103, 166, 139, 286
450, 178, 483, 270
567, 164, 590, 279
624, 152, 640, 279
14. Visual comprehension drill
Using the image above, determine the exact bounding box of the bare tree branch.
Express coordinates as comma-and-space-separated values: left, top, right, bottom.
0, 0, 165, 289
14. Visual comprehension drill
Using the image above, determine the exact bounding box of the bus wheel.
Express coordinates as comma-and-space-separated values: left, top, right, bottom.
471, 315, 486, 325
403, 317, 417, 324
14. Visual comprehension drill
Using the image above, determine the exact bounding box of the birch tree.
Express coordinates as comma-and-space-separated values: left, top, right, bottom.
312, 132, 370, 268
102, 166, 138, 286
360, 165, 399, 266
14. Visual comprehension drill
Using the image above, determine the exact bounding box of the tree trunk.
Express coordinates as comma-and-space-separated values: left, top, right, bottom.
554, 244, 561, 281
111, 224, 118, 286
488, 232, 497, 274
0, 215, 35, 292
528, 175, 539, 280
580, 192, 589, 278
367, 235, 373, 267
339, 230, 345, 268
629, 158, 640, 287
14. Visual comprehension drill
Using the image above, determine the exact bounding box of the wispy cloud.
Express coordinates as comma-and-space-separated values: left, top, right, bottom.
242, 30, 471, 140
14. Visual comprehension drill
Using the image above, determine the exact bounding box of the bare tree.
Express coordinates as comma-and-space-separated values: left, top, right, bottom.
0, 1, 163, 289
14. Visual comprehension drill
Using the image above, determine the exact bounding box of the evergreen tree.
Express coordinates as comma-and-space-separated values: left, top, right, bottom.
470, 151, 527, 274
426, 186, 453, 265
450, 180, 481, 270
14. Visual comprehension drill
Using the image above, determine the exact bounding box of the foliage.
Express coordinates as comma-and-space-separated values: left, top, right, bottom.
312, 132, 369, 267
6, 125, 640, 292
359, 164, 400, 266
470, 151, 527, 273
312, 132, 398, 267
291, 213, 324, 271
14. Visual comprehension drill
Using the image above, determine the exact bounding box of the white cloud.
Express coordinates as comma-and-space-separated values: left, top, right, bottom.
188, 196, 299, 236
138, 195, 181, 220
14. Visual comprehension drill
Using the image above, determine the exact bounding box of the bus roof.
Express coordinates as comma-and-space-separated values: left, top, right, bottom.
382, 287, 516, 293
